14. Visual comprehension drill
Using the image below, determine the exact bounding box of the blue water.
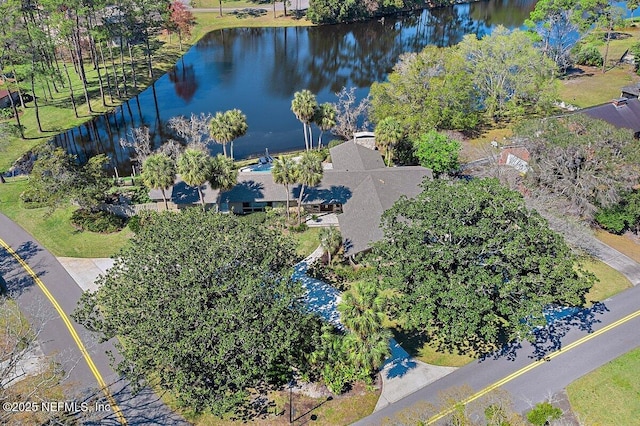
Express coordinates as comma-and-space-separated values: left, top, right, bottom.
53, 0, 538, 174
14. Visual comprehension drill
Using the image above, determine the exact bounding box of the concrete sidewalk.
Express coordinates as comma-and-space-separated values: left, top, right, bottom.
57, 257, 114, 292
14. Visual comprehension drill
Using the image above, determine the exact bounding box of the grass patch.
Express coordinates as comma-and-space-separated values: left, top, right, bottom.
581, 258, 633, 305
161, 382, 379, 425
559, 65, 638, 107
567, 346, 640, 425
0, 177, 131, 258
558, 27, 640, 108
192, 0, 274, 9
392, 327, 475, 367
291, 226, 321, 257
595, 230, 640, 264
462, 125, 513, 163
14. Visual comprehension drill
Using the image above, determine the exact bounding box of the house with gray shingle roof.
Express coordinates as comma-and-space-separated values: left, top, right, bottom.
150, 141, 432, 256
580, 97, 640, 137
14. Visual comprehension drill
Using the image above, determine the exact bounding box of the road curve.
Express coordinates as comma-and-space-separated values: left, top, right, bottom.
0, 213, 187, 425
353, 284, 640, 425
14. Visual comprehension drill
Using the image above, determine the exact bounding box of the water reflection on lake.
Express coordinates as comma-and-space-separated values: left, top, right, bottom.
54, 0, 536, 174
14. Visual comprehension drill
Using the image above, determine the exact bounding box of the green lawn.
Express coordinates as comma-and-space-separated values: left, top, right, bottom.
292, 227, 321, 257
191, 0, 275, 9
558, 27, 640, 108
567, 347, 640, 425
581, 259, 633, 306
0, 177, 131, 258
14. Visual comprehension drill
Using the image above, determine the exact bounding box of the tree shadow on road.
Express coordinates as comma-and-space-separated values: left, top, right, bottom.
480, 302, 609, 363
528, 302, 609, 361
0, 241, 46, 296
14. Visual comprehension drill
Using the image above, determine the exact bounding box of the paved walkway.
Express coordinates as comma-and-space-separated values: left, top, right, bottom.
588, 238, 640, 286
291, 245, 457, 411
58, 257, 115, 292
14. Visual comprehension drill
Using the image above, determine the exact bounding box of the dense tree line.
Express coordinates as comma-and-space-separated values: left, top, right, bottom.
307, 0, 462, 24
370, 27, 558, 137
0, 0, 193, 136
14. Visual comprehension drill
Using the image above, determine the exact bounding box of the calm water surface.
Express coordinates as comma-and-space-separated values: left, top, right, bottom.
54, 0, 537, 173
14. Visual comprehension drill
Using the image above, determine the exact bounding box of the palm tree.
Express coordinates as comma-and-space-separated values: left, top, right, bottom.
295, 151, 323, 225
314, 102, 337, 150
141, 153, 176, 210
343, 330, 391, 375
319, 226, 341, 264
209, 111, 233, 158
209, 154, 237, 211
225, 109, 248, 160
291, 90, 318, 151
338, 281, 387, 339
375, 117, 404, 167
177, 148, 212, 210
271, 156, 298, 221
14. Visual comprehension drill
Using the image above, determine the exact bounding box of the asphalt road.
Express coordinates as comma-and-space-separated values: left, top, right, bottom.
0, 213, 187, 425
354, 284, 640, 425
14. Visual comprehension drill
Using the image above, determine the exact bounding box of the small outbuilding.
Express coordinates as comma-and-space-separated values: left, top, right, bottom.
0, 90, 19, 109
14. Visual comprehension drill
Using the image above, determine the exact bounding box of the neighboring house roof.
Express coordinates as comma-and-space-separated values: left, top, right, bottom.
580, 98, 640, 135
621, 83, 640, 98
497, 146, 530, 174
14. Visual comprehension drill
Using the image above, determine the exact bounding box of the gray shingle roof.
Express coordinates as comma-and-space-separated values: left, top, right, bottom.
330, 141, 386, 171
580, 98, 640, 134
148, 177, 220, 204
149, 143, 432, 256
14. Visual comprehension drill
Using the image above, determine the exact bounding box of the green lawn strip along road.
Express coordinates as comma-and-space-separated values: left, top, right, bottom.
353, 283, 640, 425
0, 178, 132, 258
0, 212, 188, 424
567, 346, 640, 425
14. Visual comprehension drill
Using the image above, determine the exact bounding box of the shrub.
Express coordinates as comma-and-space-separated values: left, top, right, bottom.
0, 107, 14, 120
127, 215, 142, 233
527, 402, 562, 426
632, 42, 640, 73
19, 188, 48, 208
71, 209, 126, 233
595, 207, 632, 234
240, 211, 266, 226
289, 223, 308, 233
327, 140, 344, 149
575, 44, 603, 67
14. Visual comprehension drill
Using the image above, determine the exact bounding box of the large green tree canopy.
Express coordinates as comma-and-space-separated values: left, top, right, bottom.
370, 44, 478, 136
370, 28, 557, 135
73, 210, 322, 416
369, 178, 594, 354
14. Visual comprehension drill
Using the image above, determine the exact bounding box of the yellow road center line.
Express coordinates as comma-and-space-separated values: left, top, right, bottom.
0, 238, 128, 425
427, 309, 640, 424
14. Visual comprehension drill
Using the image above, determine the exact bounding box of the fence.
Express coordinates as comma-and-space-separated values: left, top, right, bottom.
97, 202, 159, 218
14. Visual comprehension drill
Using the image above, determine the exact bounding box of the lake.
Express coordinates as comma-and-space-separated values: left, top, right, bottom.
54, 0, 537, 174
